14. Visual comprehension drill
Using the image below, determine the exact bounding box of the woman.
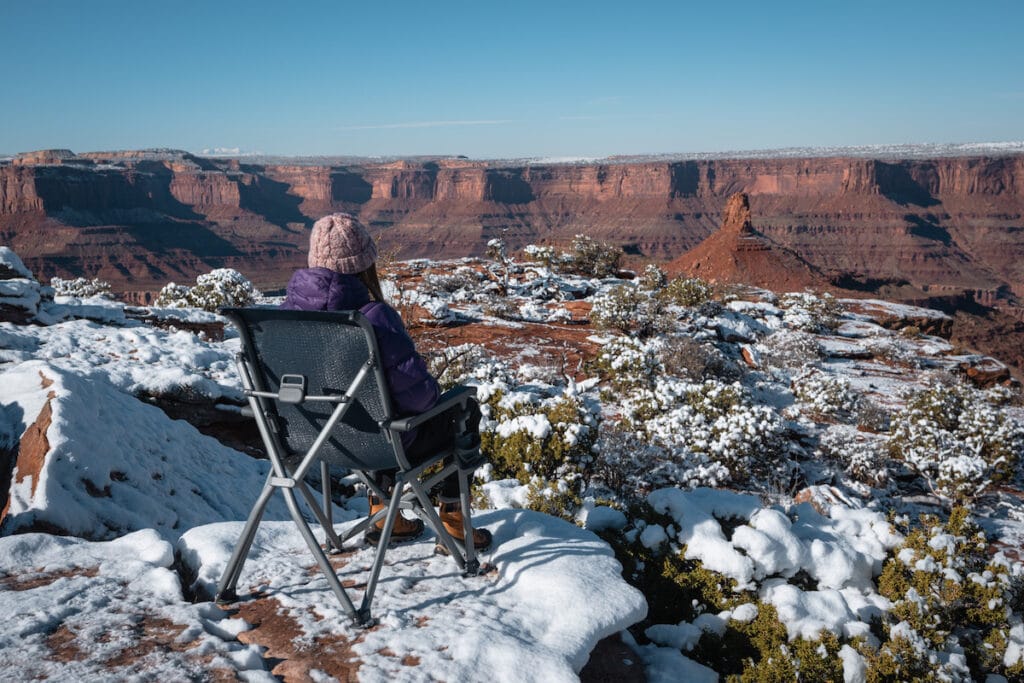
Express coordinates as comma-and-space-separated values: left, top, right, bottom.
281, 213, 491, 549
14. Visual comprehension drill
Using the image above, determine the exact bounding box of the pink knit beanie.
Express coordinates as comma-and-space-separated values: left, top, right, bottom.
307, 213, 378, 274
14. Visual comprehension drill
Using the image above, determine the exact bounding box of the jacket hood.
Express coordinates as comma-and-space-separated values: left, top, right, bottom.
280, 267, 371, 311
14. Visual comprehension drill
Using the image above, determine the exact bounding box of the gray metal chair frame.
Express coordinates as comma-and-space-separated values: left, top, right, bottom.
216, 307, 484, 626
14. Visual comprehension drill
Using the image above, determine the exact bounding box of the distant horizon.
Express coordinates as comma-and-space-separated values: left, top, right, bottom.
3, 139, 1024, 164
2, 0, 1021, 158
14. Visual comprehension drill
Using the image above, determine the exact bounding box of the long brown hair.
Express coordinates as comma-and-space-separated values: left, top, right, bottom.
356, 263, 386, 303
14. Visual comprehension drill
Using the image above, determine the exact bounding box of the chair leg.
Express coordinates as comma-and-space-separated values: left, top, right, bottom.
295, 480, 345, 552
216, 478, 276, 603
321, 461, 333, 527
357, 480, 406, 621
280, 486, 364, 623
458, 466, 480, 575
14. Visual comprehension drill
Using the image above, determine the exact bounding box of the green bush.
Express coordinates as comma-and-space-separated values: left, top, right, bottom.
659, 276, 714, 308
590, 284, 674, 337
481, 391, 598, 487
873, 508, 1024, 680
564, 234, 622, 278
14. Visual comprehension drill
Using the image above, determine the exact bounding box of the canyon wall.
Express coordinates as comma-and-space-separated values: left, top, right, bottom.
1, 151, 1022, 307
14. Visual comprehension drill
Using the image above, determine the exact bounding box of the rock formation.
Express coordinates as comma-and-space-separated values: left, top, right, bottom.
665, 192, 827, 291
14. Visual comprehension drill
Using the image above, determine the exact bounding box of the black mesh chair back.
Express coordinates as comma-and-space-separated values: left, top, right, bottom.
228, 307, 398, 472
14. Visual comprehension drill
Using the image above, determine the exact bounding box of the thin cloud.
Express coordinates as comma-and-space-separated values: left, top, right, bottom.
336, 119, 515, 131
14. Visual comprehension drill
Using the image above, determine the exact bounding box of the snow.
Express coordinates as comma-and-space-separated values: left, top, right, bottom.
0, 361, 289, 539
0, 530, 273, 681
0, 246, 33, 278
178, 510, 647, 681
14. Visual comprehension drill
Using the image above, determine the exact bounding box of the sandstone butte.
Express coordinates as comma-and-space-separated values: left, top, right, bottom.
1, 148, 1022, 373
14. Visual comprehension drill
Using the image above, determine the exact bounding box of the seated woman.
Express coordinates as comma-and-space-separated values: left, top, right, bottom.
281, 213, 491, 550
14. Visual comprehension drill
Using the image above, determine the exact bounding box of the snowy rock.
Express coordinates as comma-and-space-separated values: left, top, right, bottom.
0, 361, 291, 539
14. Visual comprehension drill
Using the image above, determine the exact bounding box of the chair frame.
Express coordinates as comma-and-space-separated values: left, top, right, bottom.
215, 307, 485, 626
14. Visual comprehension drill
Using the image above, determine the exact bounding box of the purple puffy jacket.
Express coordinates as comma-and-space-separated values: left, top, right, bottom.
280, 267, 440, 446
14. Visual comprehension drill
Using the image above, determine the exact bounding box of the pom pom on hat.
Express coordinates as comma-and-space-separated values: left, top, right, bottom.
307, 213, 378, 274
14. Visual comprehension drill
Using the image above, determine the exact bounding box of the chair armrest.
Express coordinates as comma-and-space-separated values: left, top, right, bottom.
387, 385, 477, 432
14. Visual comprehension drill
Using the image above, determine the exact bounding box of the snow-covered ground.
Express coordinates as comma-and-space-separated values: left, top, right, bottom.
1, 244, 1023, 681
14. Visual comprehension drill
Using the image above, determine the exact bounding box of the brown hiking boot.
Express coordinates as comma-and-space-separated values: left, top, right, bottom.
439, 502, 492, 550
365, 495, 424, 545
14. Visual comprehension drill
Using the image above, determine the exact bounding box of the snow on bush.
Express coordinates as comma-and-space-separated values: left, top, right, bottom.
591, 335, 663, 391
778, 291, 842, 332
155, 269, 260, 312
660, 276, 713, 308
791, 367, 860, 420
872, 508, 1024, 680
639, 264, 668, 291
817, 426, 889, 487
50, 276, 113, 299
561, 234, 622, 278
590, 283, 673, 337
889, 382, 1024, 501
618, 378, 789, 487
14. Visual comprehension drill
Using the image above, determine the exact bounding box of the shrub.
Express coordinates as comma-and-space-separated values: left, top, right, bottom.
522, 243, 559, 268
873, 508, 1024, 680
50, 276, 113, 299
778, 292, 842, 333
889, 382, 1024, 501
659, 276, 714, 308
563, 234, 622, 278
759, 330, 822, 371
639, 264, 668, 291
591, 336, 663, 392
590, 283, 673, 337
791, 368, 860, 421
598, 501, 754, 626
618, 378, 788, 487
817, 427, 888, 487
480, 389, 599, 491
155, 269, 260, 312
658, 335, 742, 382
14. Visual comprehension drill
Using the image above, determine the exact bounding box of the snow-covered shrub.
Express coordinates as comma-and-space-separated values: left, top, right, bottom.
591, 336, 662, 391
155, 269, 260, 312
659, 276, 713, 308
778, 291, 842, 332
480, 387, 599, 492
596, 501, 754, 625
791, 368, 860, 420
562, 234, 621, 278
590, 284, 672, 337
658, 335, 742, 382
817, 427, 888, 486
689, 604, 848, 682
639, 264, 668, 291
855, 398, 892, 433
50, 276, 113, 299
874, 508, 1024, 680
522, 243, 558, 268
889, 382, 1024, 501
619, 378, 788, 486
759, 329, 822, 371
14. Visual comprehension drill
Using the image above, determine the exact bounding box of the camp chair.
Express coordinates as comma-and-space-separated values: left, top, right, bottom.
215, 307, 486, 626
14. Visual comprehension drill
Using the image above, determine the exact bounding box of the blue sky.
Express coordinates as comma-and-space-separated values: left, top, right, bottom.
1, 0, 1021, 158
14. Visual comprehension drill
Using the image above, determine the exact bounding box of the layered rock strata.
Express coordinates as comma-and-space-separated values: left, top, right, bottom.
0, 150, 1022, 311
